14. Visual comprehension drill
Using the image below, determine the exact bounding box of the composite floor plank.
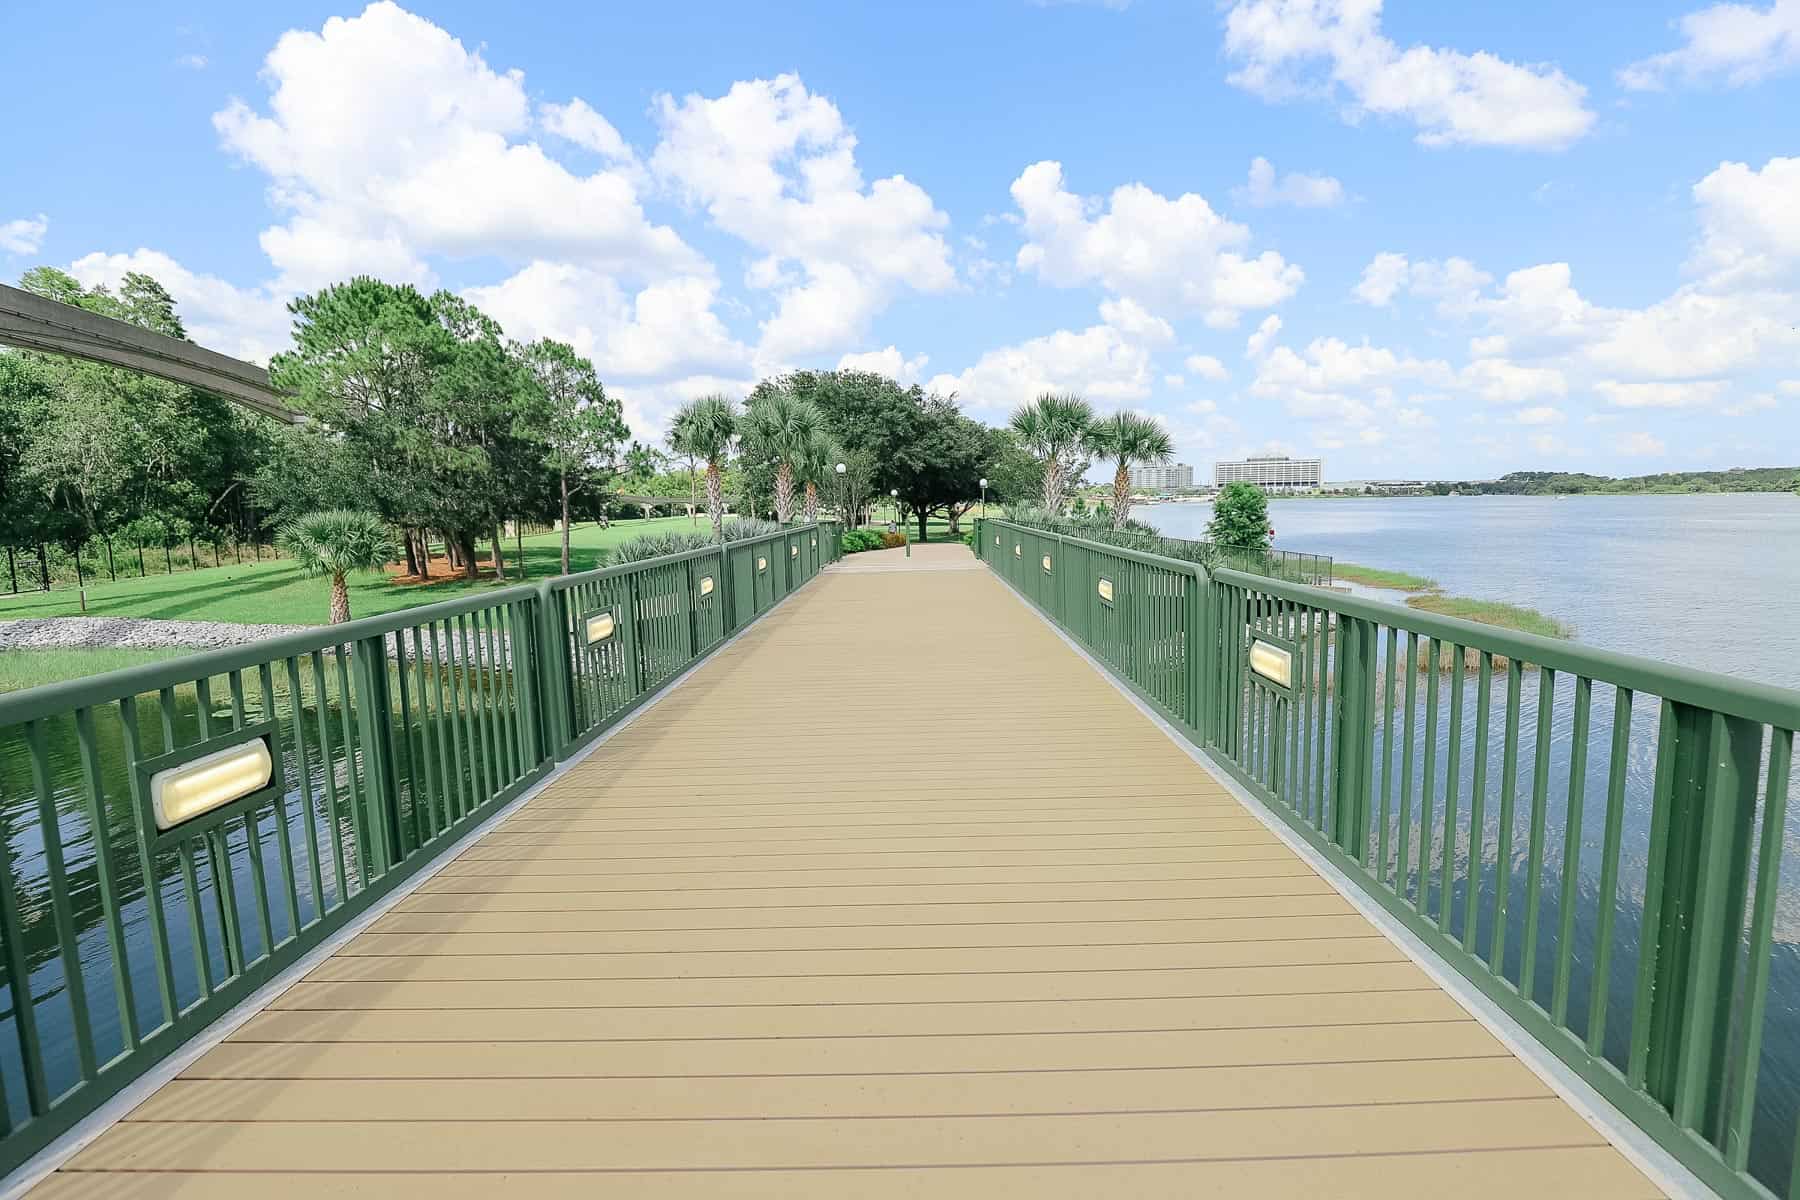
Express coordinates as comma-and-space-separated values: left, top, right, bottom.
35, 546, 1658, 1197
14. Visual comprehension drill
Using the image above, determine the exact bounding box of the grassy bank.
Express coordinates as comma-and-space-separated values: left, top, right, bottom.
0, 516, 710, 628
1332, 559, 1569, 640
0, 647, 187, 694
1406, 593, 1572, 640
1334, 562, 1439, 592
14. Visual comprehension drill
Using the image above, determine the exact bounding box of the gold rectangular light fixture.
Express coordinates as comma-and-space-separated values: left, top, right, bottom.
1014, 543, 1021, 557
811, 537, 817, 548
149, 738, 274, 831
757, 555, 768, 572
1042, 554, 1053, 573
698, 575, 715, 597
1249, 639, 1294, 688
1097, 578, 1114, 604
994, 534, 1000, 546
791, 544, 798, 558
585, 611, 617, 644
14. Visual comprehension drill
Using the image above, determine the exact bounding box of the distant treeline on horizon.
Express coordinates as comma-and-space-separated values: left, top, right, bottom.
1425, 467, 1799, 496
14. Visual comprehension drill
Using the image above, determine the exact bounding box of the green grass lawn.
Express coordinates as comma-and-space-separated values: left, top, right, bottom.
0, 516, 713, 628
0, 647, 190, 694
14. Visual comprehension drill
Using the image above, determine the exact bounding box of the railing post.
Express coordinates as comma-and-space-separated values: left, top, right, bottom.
1184, 567, 1204, 734
350, 634, 402, 874
1640, 701, 1761, 1138
1329, 615, 1377, 860
620, 572, 645, 698
533, 581, 574, 759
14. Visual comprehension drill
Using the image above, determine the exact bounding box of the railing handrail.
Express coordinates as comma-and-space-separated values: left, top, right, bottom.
541, 521, 822, 592
984, 517, 1208, 575
0, 583, 543, 726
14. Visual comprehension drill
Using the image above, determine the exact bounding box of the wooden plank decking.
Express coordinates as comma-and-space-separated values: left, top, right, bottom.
34, 545, 1659, 1197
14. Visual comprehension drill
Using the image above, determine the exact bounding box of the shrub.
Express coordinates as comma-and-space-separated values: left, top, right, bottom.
609, 529, 718, 563
839, 529, 884, 554
720, 517, 781, 542
879, 531, 907, 549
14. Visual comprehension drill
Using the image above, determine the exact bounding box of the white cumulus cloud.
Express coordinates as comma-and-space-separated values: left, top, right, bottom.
1618, 0, 1800, 90
1240, 156, 1345, 207
1222, 0, 1594, 149
1, 214, 49, 255
1010, 160, 1302, 326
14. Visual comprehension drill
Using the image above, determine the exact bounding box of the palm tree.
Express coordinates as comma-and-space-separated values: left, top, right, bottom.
278, 510, 399, 625
1009, 392, 1094, 515
1088, 411, 1175, 529
795, 429, 836, 523
742, 390, 825, 524
667, 394, 739, 541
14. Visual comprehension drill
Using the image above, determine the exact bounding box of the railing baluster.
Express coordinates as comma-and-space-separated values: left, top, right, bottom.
1726, 729, 1790, 1169
1586, 687, 1634, 1058
25, 720, 97, 1080
310, 651, 351, 905
1551, 675, 1592, 1025
1440, 645, 1465, 938
1378, 627, 1397, 886
73, 705, 140, 1051
116, 695, 177, 1029
1489, 660, 1524, 978
0, 775, 49, 1114
1421, 637, 1441, 917
258, 663, 302, 945
284, 657, 327, 923
1521, 667, 1558, 1002
1465, 654, 1493, 951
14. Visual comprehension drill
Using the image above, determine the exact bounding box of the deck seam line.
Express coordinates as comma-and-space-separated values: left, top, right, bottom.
0, 576, 824, 1200
986, 565, 1711, 1200
49, 1141, 1620, 1174
120, 1094, 1556, 1124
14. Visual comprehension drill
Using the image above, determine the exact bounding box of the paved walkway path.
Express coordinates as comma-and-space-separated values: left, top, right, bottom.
33, 557, 1658, 1197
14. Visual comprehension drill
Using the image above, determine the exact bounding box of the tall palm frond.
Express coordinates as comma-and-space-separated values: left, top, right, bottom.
1087, 411, 1174, 529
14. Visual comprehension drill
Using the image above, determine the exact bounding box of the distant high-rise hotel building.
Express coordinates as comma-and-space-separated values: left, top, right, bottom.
1127, 463, 1194, 491
1213, 454, 1323, 492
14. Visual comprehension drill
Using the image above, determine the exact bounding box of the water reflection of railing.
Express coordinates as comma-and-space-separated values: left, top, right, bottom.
0, 521, 837, 1177
976, 517, 1800, 1200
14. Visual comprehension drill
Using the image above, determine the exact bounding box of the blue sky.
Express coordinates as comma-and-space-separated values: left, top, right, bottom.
3, 0, 1797, 480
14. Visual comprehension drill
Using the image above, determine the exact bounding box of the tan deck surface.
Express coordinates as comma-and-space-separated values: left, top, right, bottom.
35, 546, 1659, 1197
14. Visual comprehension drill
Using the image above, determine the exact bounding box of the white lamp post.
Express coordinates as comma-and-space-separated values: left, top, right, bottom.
979, 476, 988, 518
835, 462, 847, 525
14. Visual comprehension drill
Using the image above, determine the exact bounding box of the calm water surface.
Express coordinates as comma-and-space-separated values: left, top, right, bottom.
1138, 493, 1800, 690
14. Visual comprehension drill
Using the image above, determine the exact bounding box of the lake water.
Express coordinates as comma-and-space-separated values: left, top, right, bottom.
1137, 493, 1800, 690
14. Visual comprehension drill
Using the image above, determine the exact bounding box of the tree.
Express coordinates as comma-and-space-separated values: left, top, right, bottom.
515, 339, 624, 574
1009, 392, 1093, 514
1208, 482, 1272, 549
1088, 411, 1174, 530
795, 429, 836, 523
667, 394, 738, 540
984, 431, 1043, 508
889, 397, 998, 540
278, 510, 398, 624
742, 389, 825, 524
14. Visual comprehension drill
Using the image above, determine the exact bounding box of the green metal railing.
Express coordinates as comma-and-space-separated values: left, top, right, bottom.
0, 521, 836, 1177
1000, 517, 1333, 586
976, 517, 1800, 1200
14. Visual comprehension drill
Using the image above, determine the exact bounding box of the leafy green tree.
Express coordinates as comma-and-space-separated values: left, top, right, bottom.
890, 397, 997, 540
1208, 482, 1272, 549
667, 394, 738, 540
1088, 411, 1174, 530
1008, 392, 1093, 514
515, 339, 625, 573
278, 510, 399, 624
742, 389, 825, 523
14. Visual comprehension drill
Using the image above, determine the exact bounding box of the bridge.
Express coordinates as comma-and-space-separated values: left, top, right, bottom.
3, 519, 1796, 1198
